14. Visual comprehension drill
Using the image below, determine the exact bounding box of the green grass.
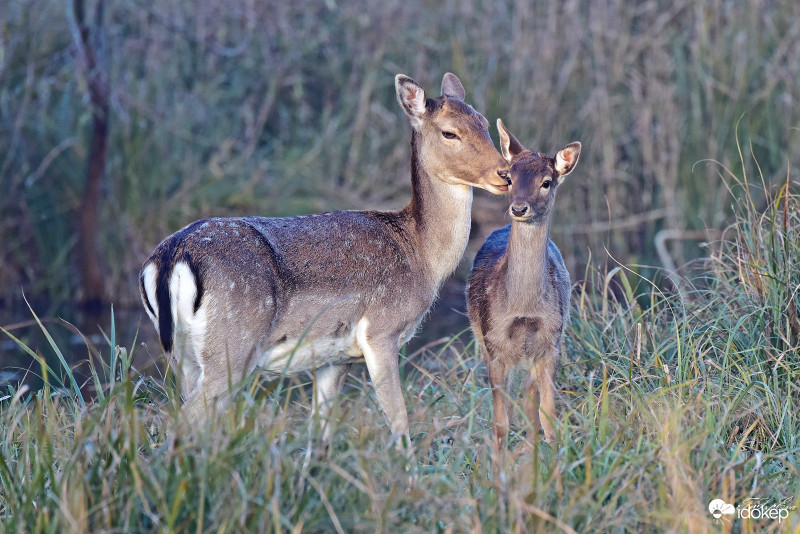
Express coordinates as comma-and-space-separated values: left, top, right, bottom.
2, 159, 799, 533
2, 1, 800, 529
3, 0, 800, 310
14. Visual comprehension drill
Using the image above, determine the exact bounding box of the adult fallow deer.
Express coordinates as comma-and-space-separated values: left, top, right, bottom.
140, 73, 510, 446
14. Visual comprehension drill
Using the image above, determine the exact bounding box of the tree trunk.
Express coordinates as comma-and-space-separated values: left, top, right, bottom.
74, 0, 109, 314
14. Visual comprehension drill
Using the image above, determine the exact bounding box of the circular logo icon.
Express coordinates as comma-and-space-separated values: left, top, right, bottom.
708, 499, 735, 519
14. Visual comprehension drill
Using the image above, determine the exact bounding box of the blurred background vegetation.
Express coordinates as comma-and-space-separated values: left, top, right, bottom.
2, 3, 799, 527
1, 0, 799, 360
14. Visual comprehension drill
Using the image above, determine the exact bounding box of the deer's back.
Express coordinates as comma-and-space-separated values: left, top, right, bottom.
155, 210, 433, 298
142, 211, 434, 370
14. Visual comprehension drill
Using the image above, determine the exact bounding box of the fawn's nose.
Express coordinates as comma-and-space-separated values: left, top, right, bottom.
510, 203, 528, 217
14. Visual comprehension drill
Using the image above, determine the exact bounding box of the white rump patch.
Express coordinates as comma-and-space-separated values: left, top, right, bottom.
186, 304, 207, 391
169, 262, 207, 369
170, 262, 197, 325
141, 263, 159, 325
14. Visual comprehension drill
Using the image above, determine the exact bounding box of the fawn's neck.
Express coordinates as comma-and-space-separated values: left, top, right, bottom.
505, 218, 551, 309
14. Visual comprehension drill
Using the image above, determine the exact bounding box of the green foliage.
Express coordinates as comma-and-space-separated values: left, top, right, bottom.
1, 1, 799, 529
2, 0, 800, 310
1, 162, 798, 532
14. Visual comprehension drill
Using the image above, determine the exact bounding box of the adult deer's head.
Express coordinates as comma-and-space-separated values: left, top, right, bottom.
396, 73, 510, 194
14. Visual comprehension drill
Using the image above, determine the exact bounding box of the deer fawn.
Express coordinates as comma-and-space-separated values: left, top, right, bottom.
468, 119, 580, 448
140, 73, 510, 445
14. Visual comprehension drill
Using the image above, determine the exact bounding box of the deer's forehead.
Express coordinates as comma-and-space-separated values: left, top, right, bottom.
436, 99, 489, 129
512, 154, 555, 178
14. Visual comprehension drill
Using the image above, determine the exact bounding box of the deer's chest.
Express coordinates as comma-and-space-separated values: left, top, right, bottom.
484, 309, 561, 364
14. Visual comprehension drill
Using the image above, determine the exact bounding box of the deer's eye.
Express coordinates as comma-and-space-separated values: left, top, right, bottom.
541, 180, 552, 189
442, 131, 459, 140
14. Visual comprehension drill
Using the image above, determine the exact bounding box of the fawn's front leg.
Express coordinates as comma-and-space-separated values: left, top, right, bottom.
485, 351, 511, 450
523, 354, 557, 443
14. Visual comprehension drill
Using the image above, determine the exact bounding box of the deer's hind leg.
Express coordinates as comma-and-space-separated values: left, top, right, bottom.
180, 345, 260, 424
178, 313, 265, 424
313, 363, 353, 443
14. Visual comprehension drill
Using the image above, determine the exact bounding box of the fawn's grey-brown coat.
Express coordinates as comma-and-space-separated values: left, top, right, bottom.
468, 119, 580, 447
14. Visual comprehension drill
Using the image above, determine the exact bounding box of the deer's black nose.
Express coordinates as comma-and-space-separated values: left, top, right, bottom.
510, 203, 528, 217
498, 169, 510, 184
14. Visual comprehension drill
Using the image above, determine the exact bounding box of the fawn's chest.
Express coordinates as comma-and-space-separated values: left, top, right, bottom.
483, 298, 563, 363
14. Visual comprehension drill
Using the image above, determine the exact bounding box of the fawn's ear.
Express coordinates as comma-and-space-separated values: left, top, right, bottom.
556, 141, 581, 177
555, 142, 581, 177
497, 118, 526, 164
441, 72, 466, 99
396, 75, 427, 127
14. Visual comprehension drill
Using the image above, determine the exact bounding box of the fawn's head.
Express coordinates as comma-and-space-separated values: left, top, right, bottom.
396, 73, 510, 194
497, 118, 581, 224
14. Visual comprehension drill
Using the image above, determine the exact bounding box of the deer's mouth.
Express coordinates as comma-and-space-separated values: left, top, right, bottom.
483, 179, 510, 194
492, 171, 512, 193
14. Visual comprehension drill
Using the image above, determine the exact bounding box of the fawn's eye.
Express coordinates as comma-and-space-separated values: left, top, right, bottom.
541, 180, 552, 189
442, 131, 459, 140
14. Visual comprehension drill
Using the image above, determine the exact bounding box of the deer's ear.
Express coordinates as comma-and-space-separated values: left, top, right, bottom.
497, 118, 526, 163
555, 142, 581, 177
396, 75, 427, 126
441, 72, 466, 100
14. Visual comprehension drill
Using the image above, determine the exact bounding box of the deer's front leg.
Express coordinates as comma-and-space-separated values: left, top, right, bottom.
522, 372, 542, 437
526, 355, 557, 443
485, 351, 510, 450
357, 322, 410, 445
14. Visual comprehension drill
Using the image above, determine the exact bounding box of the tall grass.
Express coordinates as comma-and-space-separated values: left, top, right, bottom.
2, 156, 798, 532
2, 0, 800, 316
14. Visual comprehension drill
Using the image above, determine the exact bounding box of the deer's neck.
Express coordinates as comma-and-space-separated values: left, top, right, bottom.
403, 131, 473, 288
504, 219, 551, 309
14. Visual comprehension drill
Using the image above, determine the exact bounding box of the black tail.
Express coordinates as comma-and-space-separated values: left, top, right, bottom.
155, 260, 174, 353
139, 263, 173, 354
